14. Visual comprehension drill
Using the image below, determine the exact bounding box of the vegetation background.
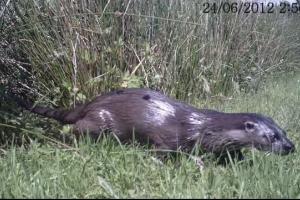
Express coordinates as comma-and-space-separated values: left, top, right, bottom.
0, 0, 299, 198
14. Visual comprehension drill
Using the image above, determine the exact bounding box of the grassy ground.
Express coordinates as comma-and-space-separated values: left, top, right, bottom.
0, 73, 300, 198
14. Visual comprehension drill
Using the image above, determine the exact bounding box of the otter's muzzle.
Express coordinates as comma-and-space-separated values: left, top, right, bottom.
283, 141, 295, 154
278, 138, 296, 155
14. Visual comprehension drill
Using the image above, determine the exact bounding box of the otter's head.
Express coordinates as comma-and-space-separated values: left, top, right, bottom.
218, 113, 295, 155
242, 114, 295, 155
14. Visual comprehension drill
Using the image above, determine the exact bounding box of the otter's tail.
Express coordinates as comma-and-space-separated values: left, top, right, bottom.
14, 96, 83, 124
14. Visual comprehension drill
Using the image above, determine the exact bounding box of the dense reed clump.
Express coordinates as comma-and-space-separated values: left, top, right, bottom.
1, 0, 300, 105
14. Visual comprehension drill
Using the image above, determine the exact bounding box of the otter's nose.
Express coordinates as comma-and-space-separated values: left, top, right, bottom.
284, 142, 295, 153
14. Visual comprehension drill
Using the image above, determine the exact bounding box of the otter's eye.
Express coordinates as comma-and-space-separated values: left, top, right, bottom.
246, 122, 255, 129
245, 121, 256, 132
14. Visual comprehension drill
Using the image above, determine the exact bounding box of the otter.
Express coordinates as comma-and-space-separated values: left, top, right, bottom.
16, 88, 295, 161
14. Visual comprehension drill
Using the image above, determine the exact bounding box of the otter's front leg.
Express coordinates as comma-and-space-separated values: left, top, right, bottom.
216, 150, 245, 165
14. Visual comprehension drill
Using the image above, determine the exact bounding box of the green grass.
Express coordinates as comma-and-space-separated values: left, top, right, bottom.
0, 73, 300, 198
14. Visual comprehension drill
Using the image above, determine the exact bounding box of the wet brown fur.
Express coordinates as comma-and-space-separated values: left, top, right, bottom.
17, 88, 295, 159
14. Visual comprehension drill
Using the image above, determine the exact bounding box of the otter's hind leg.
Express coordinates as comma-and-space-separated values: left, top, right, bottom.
73, 118, 109, 141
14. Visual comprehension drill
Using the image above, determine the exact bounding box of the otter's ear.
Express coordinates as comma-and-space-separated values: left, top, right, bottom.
244, 121, 256, 133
